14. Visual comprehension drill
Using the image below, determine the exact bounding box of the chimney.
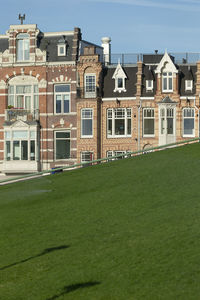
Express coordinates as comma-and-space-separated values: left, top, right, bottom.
101, 37, 111, 65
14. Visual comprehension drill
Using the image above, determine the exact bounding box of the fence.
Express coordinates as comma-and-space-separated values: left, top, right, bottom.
0, 137, 199, 185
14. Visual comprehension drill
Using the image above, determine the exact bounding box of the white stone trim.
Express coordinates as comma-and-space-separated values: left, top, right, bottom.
140, 97, 155, 100
102, 97, 136, 101
44, 31, 74, 37
180, 96, 195, 100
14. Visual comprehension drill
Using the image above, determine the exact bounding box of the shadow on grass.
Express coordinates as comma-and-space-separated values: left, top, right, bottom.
0, 245, 69, 271
46, 281, 101, 300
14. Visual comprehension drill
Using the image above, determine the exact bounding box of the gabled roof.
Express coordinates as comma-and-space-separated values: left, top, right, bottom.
112, 62, 127, 79
155, 51, 178, 74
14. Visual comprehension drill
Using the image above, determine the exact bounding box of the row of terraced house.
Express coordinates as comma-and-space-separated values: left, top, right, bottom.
0, 21, 200, 174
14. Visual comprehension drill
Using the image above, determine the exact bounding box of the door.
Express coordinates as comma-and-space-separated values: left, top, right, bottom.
159, 105, 176, 146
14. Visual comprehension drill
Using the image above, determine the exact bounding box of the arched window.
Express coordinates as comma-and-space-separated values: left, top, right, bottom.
16, 33, 30, 61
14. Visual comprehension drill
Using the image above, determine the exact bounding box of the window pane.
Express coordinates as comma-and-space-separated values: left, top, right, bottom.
56, 95, 62, 113
56, 140, 70, 159
115, 119, 125, 135
167, 118, 173, 134
184, 119, 194, 135
56, 132, 70, 139
55, 85, 70, 93
16, 95, 23, 108
8, 95, 14, 106
144, 119, 154, 135
30, 131, 36, 139
163, 78, 167, 90
13, 131, 28, 139
13, 141, 20, 160
64, 95, 69, 113
21, 141, 28, 160
5, 131, 11, 139
34, 95, 39, 109
30, 141, 35, 161
25, 96, 31, 110
6, 141, 11, 161
118, 78, 123, 88
127, 119, 131, 135
108, 119, 112, 135
82, 119, 93, 136
169, 78, 172, 90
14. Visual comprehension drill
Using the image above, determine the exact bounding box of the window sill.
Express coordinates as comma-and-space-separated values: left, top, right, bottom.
81, 136, 93, 139
143, 135, 155, 138
162, 90, 173, 93
107, 135, 131, 138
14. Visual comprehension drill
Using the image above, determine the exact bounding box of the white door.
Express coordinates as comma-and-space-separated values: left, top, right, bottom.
159, 105, 176, 146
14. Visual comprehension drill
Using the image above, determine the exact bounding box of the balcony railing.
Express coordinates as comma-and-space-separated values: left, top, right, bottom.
103, 52, 200, 65
77, 87, 101, 99
5, 109, 39, 122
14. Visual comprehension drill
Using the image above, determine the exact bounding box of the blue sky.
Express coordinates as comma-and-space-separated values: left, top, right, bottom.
1, 0, 200, 54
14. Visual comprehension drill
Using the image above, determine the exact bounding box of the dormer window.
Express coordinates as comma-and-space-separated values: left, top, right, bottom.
146, 80, 153, 91
185, 80, 193, 91
16, 33, 30, 61
162, 72, 173, 92
58, 44, 66, 56
57, 36, 67, 56
112, 62, 127, 93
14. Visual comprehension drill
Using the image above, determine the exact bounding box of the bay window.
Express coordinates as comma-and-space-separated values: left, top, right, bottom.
5, 130, 37, 161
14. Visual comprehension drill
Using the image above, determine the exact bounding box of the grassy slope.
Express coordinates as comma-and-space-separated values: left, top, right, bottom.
1, 144, 200, 300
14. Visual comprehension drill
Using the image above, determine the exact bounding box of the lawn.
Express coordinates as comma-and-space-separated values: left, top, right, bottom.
1, 143, 200, 300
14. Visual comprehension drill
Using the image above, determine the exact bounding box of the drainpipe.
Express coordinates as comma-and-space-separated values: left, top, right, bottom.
138, 99, 142, 152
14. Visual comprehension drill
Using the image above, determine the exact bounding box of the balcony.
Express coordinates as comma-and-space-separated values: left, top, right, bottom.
77, 87, 101, 99
5, 109, 39, 122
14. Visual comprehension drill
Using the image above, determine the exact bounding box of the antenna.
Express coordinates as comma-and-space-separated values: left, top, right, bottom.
19, 14, 25, 25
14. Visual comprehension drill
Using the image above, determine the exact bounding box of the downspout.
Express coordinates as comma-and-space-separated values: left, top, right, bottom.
138, 99, 142, 152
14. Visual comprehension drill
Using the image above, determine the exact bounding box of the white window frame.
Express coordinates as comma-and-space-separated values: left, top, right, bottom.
57, 44, 66, 56
54, 84, 70, 114
81, 151, 93, 166
143, 108, 155, 137
4, 129, 37, 161
146, 80, 153, 91
185, 80, 193, 91
81, 108, 93, 138
84, 74, 96, 98
107, 150, 129, 161
54, 131, 70, 160
162, 72, 173, 92
16, 33, 30, 62
8, 84, 39, 110
107, 108, 131, 138
183, 108, 195, 137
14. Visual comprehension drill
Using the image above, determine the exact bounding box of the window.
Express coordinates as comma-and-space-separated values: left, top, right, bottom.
55, 131, 70, 160
162, 72, 173, 92
58, 44, 66, 56
146, 80, 153, 91
81, 151, 93, 166
16, 33, 30, 61
107, 150, 128, 161
107, 108, 131, 137
8, 84, 39, 110
143, 108, 155, 136
55, 84, 70, 114
185, 80, 193, 91
183, 108, 195, 137
5, 130, 37, 161
81, 109, 93, 137
84, 74, 96, 98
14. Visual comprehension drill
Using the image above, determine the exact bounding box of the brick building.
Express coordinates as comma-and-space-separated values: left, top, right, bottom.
77, 46, 200, 163
0, 21, 199, 173
0, 22, 103, 173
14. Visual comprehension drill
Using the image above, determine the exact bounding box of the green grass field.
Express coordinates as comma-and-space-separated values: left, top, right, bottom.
1, 143, 200, 300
